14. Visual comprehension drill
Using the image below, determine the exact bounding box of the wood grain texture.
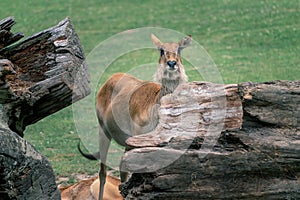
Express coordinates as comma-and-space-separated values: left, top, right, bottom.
0, 16, 24, 49
0, 17, 89, 135
0, 129, 61, 200
121, 80, 300, 200
0, 17, 89, 200
125, 82, 243, 149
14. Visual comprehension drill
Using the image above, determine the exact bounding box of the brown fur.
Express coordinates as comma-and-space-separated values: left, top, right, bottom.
59, 175, 122, 200
96, 73, 162, 144
80, 34, 191, 200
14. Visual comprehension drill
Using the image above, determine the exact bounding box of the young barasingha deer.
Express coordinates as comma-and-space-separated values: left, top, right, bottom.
79, 33, 191, 200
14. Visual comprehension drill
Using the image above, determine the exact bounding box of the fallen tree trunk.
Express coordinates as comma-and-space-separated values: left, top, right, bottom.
0, 16, 89, 136
0, 129, 60, 200
0, 16, 89, 200
120, 80, 300, 199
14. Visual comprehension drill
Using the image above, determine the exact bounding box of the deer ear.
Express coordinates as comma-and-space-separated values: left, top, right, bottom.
151, 34, 163, 49
179, 35, 192, 50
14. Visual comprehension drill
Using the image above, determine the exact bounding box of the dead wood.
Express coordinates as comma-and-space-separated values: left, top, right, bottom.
0, 16, 89, 200
120, 80, 300, 200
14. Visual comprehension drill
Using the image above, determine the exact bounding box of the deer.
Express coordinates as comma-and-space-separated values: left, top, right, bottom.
78, 33, 191, 200
59, 175, 122, 200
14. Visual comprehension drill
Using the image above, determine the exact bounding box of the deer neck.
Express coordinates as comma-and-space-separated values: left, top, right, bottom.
155, 63, 188, 98
160, 78, 181, 97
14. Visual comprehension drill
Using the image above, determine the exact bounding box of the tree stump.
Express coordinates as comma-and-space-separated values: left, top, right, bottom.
120, 80, 300, 199
0, 16, 89, 200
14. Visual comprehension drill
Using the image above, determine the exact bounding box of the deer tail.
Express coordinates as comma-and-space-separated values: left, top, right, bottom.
77, 141, 100, 160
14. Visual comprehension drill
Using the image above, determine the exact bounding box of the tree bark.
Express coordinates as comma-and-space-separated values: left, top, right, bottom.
120, 80, 300, 200
0, 129, 61, 200
0, 16, 89, 200
0, 16, 89, 136
239, 80, 299, 128
125, 82, 243, 149
0, 16, 24, 49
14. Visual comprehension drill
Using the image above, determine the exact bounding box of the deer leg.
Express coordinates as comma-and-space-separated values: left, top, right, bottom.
98, 128, 111, 200
119, 147, 130, 183
99, 162, 107, 200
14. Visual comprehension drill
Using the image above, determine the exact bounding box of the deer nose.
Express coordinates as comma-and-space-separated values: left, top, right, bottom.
167, 60, 177, 69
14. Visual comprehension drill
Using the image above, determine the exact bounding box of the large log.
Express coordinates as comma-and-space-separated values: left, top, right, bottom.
0, 129, 60, 200
0, 17, 89, 200
0, 16, 89, 136
120, 80, 300, 199
125, 82, 243, 149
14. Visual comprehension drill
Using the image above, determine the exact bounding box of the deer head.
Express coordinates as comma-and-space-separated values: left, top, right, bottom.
151, 34, 191, 95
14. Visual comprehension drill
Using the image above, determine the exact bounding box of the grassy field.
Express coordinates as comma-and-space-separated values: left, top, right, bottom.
0, 0, 299, 183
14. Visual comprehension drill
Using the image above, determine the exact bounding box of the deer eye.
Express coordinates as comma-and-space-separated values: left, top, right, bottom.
160, 49, 165, 57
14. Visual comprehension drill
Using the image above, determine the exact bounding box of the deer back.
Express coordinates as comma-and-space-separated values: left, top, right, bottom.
96, 73, 161, 146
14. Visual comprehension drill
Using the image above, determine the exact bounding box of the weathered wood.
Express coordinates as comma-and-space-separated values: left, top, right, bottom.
0, 17, 89, 200
0, 17, 89, 135
0, 129, 61, 200
126, 82, 243, 149
0, 16, 24, 49
239, 80, 300, 128
121, 80, 300, 199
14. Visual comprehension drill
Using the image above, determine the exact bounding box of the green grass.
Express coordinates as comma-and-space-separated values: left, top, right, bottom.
0, 0, 299, 181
